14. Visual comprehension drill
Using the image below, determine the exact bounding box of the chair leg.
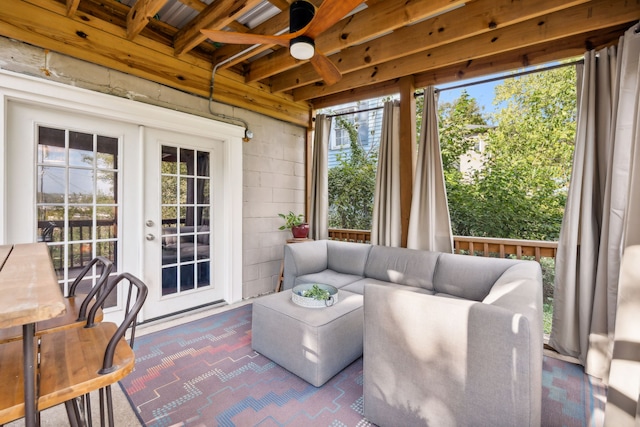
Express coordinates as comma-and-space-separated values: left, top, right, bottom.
106, 385, 114, 427
98, 388, 106, 427
64, 399, 83, 427
84, 393, 93, 427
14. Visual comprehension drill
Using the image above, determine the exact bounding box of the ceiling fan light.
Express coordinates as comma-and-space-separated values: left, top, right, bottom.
290, 36, 315, 60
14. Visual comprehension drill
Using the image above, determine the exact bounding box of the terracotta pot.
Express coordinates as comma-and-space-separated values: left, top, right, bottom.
291, 223, 309, 239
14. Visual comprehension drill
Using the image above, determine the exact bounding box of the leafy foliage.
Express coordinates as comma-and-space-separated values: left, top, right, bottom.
327, 116, 378, 230
437, 66, 577, 241
278, 211, 305, 230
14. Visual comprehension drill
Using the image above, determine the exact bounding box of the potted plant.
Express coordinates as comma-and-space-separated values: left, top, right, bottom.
278, 211, 309, 238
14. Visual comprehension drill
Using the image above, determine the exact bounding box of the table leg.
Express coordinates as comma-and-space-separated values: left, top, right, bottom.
276, 260, 284, 292
22, 323, 36, 427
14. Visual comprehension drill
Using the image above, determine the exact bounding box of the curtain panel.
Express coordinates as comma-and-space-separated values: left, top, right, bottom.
371, 100, 402, 247
550, 23, 640, 387
309, 114, 331, 241
407, 86, 453, 253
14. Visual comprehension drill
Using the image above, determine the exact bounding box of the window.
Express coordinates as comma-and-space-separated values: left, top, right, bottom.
36, 126, 119, 306
330, 108, 355, 149
160, 145, 212, 296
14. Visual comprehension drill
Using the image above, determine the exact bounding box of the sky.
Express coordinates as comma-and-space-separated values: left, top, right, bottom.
435, 61, 571, 117
437, 77, 501, 116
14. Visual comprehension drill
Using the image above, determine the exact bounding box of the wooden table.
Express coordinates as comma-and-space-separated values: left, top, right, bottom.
0, 243, 65, 427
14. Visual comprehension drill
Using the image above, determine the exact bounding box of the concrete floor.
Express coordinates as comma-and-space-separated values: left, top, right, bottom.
7, 300, 252, 427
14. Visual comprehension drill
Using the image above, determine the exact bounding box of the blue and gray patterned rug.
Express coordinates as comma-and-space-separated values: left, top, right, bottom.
120, 304, 606, 426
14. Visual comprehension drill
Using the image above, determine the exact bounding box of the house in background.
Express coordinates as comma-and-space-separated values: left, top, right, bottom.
325, 98, 388, 168
458, 124, 494, 180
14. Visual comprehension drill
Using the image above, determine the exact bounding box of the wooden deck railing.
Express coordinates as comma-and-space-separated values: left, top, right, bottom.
328, 228, 558, 262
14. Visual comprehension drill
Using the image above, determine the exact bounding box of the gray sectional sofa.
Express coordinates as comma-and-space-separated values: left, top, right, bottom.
278, 239, 543, 427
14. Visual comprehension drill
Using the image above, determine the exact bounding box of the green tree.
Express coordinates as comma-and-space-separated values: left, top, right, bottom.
328, 116, 378, 230
473, 66, 576, 240
436, 91, 488, 236
430, 67, 576, 241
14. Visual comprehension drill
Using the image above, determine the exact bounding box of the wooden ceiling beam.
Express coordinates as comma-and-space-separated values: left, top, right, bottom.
66, 0, 80, 16
173, 0, 263, 56
0, 0, 311, 126
126, 0, 169, 40
270, 0, 589, 93
311, 23, 630, 109
293, 0, 640, 101
246, 0, 469, 82
177, 0, 208, 11
210, 8, 290, 68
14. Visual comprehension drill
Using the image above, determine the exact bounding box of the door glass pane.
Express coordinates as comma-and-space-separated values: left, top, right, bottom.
38, 127, 65, 164
97, 170, 116, 203
38, 166, 66, 203
37, 205, 64, 243
97, 136, 117, 169
160, 144, 212, 296
69, 131, 93, 167
69, 168, 94, 203
36, 126, 119, 308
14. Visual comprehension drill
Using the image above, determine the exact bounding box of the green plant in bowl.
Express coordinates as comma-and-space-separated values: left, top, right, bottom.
302, 284, 330, 301
278, 211, 305, 230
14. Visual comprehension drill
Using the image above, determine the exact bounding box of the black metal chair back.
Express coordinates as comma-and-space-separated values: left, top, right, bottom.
86, 272, 148, 370
67, 256, 115, 322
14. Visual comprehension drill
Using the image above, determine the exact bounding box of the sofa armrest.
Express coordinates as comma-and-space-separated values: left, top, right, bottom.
283, 240, 328, 290
363, 282, 541, 427
484, 261, 544, 347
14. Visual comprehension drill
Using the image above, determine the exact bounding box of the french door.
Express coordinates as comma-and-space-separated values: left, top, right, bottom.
2, 71, 243, 322
142, 127, 226, 319
5, 100, 139, 322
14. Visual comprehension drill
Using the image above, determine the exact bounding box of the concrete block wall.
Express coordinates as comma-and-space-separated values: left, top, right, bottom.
0, 36, 307, 300
241, 113, 307, 297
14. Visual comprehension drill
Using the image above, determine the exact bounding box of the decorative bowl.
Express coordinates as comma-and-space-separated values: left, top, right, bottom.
291, 283, 338, 308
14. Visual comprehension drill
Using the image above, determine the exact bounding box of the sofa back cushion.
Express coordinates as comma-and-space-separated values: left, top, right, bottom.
364, 246, 439, 290
327, 240, 371, 277
285, 240, 328, 276
433, 253, 522, 301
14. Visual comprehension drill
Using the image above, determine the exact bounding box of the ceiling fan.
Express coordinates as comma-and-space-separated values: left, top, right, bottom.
200, 0, 364, 85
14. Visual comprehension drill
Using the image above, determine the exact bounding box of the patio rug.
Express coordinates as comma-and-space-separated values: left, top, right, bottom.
120, 304, 607, 427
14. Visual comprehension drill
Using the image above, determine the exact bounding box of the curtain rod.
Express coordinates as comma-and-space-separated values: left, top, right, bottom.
323, 105, 386, 118
322, 59, 584, 118
427, 59, 584, 96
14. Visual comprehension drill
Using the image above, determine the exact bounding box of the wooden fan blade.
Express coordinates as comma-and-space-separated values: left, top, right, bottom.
304, 0, 364, 39
309, 52, 342, 85
200, 29, 293, 47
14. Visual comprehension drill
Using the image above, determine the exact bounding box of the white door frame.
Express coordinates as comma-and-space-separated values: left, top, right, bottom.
0, 70, 244, 319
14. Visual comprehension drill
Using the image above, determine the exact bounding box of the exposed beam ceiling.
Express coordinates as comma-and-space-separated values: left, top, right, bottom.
0, 0, 637, 127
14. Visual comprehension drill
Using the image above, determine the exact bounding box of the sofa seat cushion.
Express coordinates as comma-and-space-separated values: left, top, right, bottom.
363, 245, 440, 291
295, 269, 363, 289
343, 278, 436, 296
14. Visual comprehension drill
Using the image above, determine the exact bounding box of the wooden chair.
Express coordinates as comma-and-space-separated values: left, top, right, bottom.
0, 256, 114, 344
38, 272, 148, 427
0, 339, 29, 424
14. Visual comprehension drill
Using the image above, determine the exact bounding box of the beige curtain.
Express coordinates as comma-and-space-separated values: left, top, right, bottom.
407, 86, 453, 253
621, 26, 640, 248
605, 245, 640, 427
309, 114, 331, 240
371, 100, 402, 247
550, 23, 640, 382
605, 23, 640, 427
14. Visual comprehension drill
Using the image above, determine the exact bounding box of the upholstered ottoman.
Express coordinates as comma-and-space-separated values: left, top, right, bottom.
252, 289, 364, 387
